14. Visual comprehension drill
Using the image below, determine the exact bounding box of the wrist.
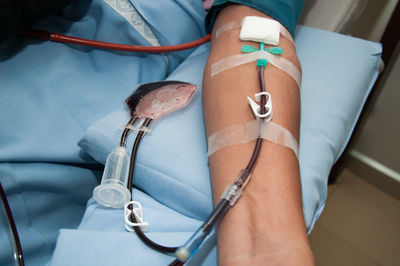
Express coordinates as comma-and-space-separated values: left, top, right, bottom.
216, 181, 314, 266
210, 142, 312, 265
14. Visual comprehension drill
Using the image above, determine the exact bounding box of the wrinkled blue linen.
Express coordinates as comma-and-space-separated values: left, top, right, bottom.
0, 0, 382, 265
0, 163, 100, 266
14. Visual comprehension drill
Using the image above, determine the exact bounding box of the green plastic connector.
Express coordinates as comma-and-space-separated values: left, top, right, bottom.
267, 47, 283, 54
241, 45, 257, 53
241, 42, 282, 68
256, 59, 268, 67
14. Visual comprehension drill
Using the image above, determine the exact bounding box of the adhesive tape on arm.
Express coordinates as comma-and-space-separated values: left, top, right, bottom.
239, 16, 280, 45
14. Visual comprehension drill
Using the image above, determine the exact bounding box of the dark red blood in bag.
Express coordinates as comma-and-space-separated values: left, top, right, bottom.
126, 81, 198, 119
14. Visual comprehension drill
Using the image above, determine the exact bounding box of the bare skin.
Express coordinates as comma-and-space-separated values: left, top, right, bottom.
202, 5, 314, 265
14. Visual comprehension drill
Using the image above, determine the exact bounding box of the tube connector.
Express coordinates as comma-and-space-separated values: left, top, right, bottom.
221, 169, 252, 206
221, 183, 242, 206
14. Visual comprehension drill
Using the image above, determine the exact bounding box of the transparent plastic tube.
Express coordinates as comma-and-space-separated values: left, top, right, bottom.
93, 146, 131, 208
175, 227, 206, 262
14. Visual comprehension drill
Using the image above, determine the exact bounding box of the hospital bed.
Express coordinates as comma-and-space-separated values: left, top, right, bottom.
0, 0, 381, 265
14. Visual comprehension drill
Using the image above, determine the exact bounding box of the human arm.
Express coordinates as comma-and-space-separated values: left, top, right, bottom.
202, 4, 314, 265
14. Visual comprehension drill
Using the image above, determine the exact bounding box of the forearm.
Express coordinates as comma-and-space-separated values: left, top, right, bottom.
202, 5, 313, 265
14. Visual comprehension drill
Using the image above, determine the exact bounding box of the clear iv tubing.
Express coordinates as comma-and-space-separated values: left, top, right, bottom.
170, 65, 268, 265
22, 29, 211, 53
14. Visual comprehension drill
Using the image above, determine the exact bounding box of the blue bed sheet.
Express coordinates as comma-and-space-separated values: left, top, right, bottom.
0, 0, 381, 265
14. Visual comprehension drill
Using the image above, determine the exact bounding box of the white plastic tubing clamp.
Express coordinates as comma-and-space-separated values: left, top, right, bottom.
124, 201, 149, 232
247, 92, 273, 120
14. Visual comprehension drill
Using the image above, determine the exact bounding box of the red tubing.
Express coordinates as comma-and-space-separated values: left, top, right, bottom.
22, 29, 211, 53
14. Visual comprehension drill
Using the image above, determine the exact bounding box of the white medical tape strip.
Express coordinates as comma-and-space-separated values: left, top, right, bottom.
215, 18, 294, 45
207, 119, 299, 159
215, 19, 243, 38
211, 50, 301, 89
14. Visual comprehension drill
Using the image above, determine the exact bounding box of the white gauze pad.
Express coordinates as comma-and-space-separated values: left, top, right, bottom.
239, 16, 280, 45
